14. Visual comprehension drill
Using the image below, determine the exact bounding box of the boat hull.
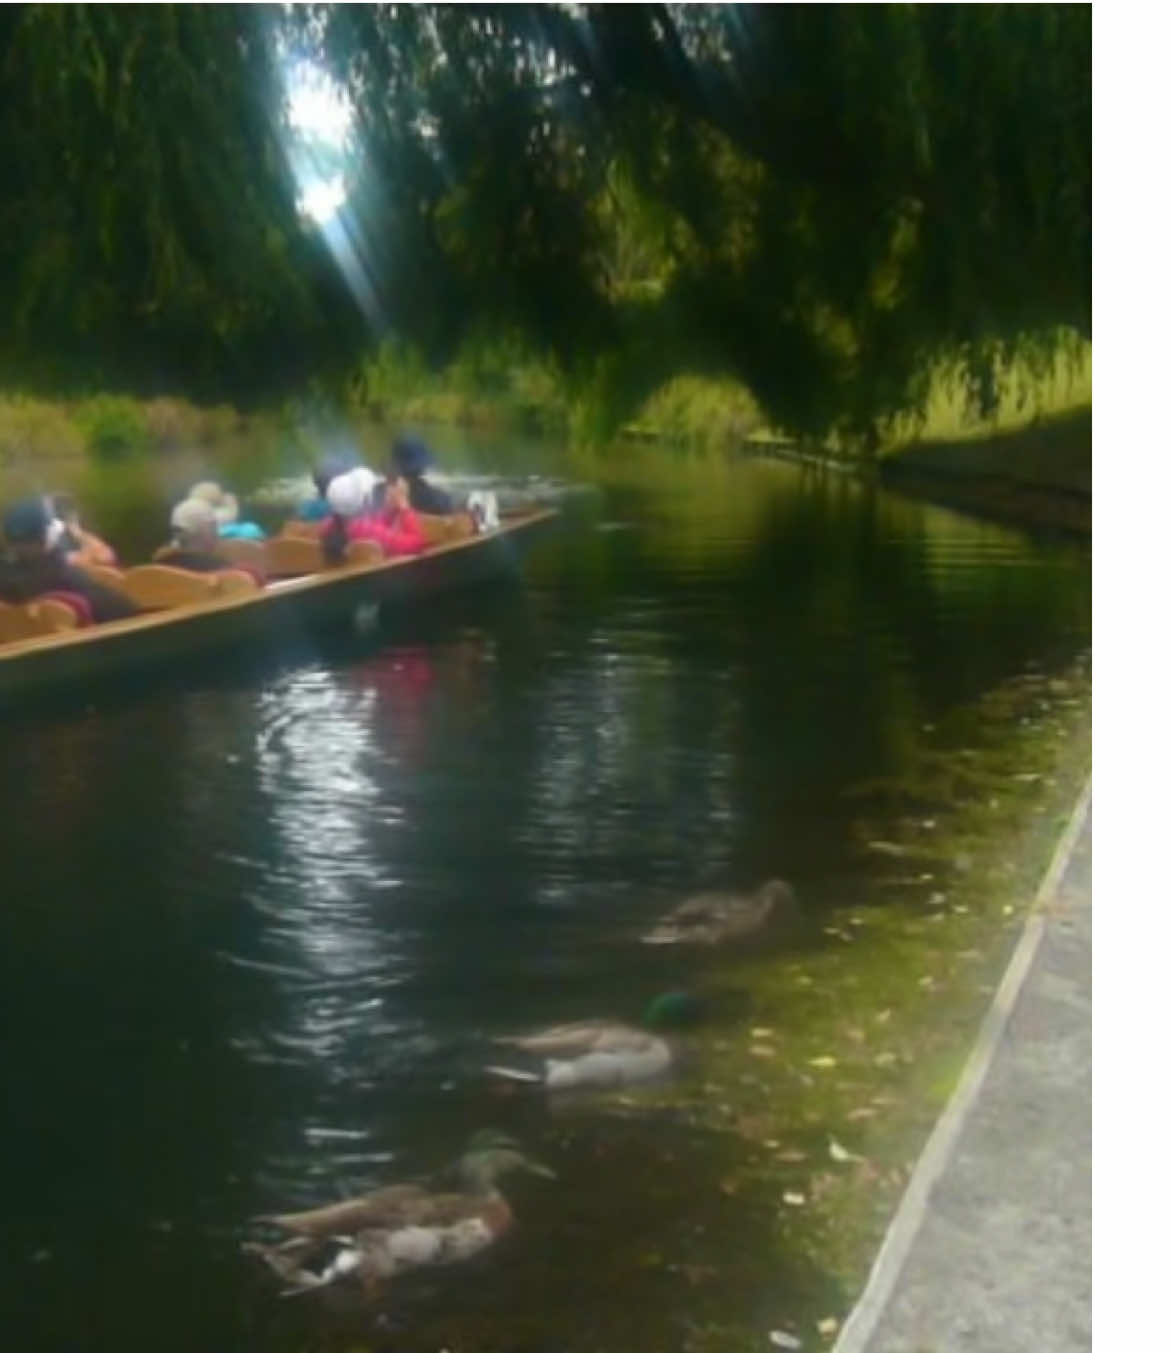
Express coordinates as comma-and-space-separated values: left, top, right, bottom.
0, 510, 555, 707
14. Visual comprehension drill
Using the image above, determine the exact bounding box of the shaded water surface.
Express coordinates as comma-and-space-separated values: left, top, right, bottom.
0, 449, 1089, 1350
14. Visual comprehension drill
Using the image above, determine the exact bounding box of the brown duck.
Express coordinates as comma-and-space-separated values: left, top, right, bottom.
640, 878, 796, 946
245, 1132, 554, 1295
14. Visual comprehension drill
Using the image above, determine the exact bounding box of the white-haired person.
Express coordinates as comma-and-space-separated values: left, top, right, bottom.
187, 481, 266, 540
155, 497, 239, 572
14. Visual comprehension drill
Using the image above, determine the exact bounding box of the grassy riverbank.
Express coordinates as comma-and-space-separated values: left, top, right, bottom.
1, 332, 1090, 541
877, 409, 1091, 535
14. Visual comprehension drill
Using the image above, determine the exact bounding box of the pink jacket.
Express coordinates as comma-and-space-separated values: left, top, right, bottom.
320, 509, 426, 558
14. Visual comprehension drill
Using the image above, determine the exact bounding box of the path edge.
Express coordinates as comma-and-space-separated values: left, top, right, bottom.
831, 772, 1093, 1353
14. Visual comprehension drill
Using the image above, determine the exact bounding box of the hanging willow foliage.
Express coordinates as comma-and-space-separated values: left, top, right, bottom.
0, 4, 1089, 437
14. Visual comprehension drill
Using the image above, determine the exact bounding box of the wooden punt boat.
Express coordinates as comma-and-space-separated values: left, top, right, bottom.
0, 508, 556, 706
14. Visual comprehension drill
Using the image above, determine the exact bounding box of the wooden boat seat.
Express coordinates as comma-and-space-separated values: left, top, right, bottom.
264, 535, 385, 576
0, 598, 82, 643
77, 563, 128, 591
265, 534, 325, 576
118, 565, 261, 610
215, 537, 268, 573
417, 512, 476, 547
346, 540, 384, 566
279, 520, 320, 540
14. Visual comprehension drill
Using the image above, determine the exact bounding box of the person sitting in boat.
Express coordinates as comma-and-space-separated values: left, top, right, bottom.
155, 497, 241, 572
187, 481, 266, 540
320, 467, 427, 563
295, 455, 349, 522
390, 434, 454, 515
0, 496, 138, 623
50, 493, 117, 568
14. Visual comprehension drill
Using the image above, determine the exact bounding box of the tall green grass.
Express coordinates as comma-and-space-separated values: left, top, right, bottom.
0, 328, 1091, 485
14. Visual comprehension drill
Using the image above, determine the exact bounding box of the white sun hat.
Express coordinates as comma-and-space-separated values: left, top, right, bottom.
188, 480, 240, 526
170, 496, 219, 537
326, 467, 384, 518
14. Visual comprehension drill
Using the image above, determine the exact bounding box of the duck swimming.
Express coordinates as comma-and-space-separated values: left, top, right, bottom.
245, 1131, 553, 1296
483, 992, 702, 1090
640, 878, 796, 947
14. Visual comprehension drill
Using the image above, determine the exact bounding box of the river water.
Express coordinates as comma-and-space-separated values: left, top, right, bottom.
0, 442, 1089, 1351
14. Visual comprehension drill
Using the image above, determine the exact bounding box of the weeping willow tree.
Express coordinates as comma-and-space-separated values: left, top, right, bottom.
0, 3, 363, 399
0, 3, 1089, 442
314, 3, 1090, 441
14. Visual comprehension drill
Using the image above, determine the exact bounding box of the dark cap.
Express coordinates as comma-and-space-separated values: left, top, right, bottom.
2, 496, 51, 546
391, 434, 432, 476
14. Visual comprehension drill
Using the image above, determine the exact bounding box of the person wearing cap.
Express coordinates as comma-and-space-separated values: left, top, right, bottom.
187, 481, 266, 541
155, 497, 240, 572
319, 468, 426, 564
296, 453, 355, 522
390, 434, 454, 516
0, 496, 138, 622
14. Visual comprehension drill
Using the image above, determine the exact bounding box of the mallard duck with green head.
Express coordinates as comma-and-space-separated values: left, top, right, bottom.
483, 991, 704, 1090
640, 878, 796, 947
245, 1131, 554, 1296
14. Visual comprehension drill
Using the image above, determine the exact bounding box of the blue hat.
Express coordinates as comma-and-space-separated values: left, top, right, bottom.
312, 453, 352, 497
3, 496, 50, 546
391, 434, 432, 475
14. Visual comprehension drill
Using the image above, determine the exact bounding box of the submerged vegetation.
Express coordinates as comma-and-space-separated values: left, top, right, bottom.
0, 5, 1090, 450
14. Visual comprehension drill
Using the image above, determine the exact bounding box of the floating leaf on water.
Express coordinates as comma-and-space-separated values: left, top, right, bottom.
808, 1056, 837, 1069
782, 1190, 806, 1206
770, 1332, 803, 1350
816, 1316, 839, 1337
828, 1137, 863, 1163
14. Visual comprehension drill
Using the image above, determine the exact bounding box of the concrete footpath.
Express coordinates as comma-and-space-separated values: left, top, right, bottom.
836, 788, 1091, 1353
